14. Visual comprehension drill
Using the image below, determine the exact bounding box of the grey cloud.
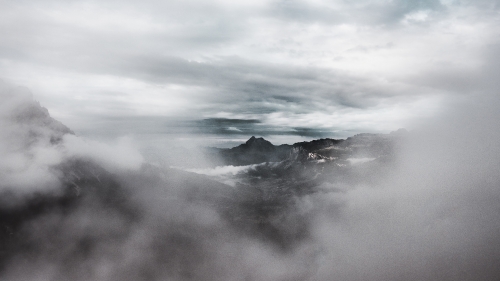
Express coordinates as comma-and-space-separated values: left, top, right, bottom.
289, 127, 335, 137
481, 43, 500, 91
100, 56, 406, 110
11, 50, 424, 135
0, 81, 67, 195
406, 68, 482, 94
269, 0, 345, 24
19, 49, 402, 116
0, 0, 246, 51
69, 114, 340, 144
199, 118, 261, 126
346, 43, 396, 54
1, 2, 500, 279
1, 0, 500, 278
268, 0, 445, 25
402, 40, 500, 96
384, 0, 445, 21
193, 118, 335, 138
196, 118, 261, 135
456, 0, 500, 9
1, 0, 499, 139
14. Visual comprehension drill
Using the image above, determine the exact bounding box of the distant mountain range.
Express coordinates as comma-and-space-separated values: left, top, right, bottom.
209, 129, 408, 167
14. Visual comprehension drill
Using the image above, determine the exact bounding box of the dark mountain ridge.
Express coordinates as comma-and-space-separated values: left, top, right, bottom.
213, 130, 407, 166
215, 136, 291, 165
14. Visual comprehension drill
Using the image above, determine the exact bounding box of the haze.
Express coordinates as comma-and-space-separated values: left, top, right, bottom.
1, 0, 500, 281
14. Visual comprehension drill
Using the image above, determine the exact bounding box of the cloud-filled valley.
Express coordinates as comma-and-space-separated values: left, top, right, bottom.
2, 0, 500, 280
1, 77, 500, 280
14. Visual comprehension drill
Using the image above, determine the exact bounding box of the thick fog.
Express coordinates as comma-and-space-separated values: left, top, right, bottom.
1, 79, 500, 281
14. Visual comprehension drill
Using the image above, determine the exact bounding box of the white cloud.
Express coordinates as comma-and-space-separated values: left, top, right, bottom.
63, 135, 144, 172
184, 164, 259, 177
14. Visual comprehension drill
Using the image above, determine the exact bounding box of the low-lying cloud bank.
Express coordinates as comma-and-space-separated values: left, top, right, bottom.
1, 81, 500, 281
0, 81, 144, 197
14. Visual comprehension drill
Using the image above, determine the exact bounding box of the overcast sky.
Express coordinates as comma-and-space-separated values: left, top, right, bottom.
1, 0, 499, 144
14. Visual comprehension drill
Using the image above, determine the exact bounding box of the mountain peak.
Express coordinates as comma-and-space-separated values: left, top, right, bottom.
245, 136, 272, 146
245, 136, 259, 144
222, 136, 278, 165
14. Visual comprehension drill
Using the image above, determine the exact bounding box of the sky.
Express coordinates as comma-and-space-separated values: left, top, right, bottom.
1, 0, 500, 146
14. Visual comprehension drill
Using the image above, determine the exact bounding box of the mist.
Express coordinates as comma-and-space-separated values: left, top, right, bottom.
2, 0, 500, 278
0, 75, 499, 281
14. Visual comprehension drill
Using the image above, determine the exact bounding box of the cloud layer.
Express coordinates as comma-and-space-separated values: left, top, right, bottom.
1, 74, 500, 280
2, 2, 500, 279
1, 0, 499, 140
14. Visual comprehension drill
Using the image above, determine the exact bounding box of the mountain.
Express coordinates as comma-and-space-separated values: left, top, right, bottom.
215, 136, 291, 165
213, 131, 406, 167
0, 82, 73, 145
